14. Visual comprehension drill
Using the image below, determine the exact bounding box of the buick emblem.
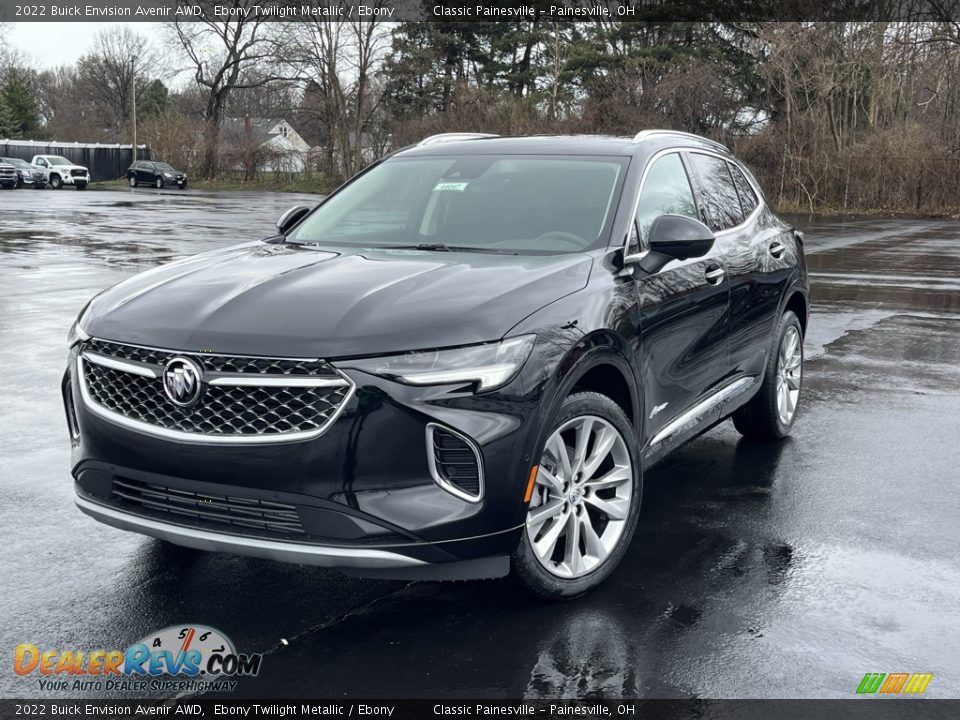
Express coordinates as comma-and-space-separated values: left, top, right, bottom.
163, 357, 203, 407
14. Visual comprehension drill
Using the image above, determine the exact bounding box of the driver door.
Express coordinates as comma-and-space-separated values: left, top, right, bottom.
628, 152, 731, 450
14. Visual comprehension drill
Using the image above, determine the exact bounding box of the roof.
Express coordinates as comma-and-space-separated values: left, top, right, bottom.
221, 117, 293, 144
394, 132, 730, 159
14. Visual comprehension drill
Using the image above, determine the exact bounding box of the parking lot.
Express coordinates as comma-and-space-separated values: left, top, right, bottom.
1, 187, 958, 699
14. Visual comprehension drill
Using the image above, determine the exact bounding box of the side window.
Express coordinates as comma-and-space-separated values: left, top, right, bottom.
36, 158, 47, 167
687, 153, 744, 232
728, 161, 759, 217
630, 153, 698, 254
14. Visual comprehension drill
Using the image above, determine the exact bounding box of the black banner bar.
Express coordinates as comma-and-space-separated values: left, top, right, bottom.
1, 699, 959, 720
4, 0, 960, 23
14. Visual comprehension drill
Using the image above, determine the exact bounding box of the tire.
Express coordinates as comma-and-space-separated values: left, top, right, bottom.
49, 174, 62, 189
511, 391, 642, 600
129, 176, 138, 188
732, 310, 804, 440
178, 182, 187, 190
155, 176, 164, 189
15, 178, 23, 189
75, 182, 87, 190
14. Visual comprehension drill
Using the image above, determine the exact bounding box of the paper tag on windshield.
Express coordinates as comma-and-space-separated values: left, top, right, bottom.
433, 182, 469, 192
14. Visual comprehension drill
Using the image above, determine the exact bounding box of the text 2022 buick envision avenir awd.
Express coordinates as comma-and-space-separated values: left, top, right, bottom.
63, 131, 808, 599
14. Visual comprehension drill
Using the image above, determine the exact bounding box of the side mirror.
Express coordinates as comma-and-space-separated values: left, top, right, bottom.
276, 205, 311, 235
632, 214, 715, 274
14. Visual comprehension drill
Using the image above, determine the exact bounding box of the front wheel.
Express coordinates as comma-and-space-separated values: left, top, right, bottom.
733, 310, 804, 440
129, 176, 138, 188
75, 182, 87, 190
49, 174, 62, 189
512, 392, 642, 600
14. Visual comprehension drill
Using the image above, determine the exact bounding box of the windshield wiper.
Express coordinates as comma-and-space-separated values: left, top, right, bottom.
389, 243, 517, 255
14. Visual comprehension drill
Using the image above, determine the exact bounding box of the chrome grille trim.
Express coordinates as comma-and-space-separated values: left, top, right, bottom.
76, 339, 356, 444
82, 350, 158, 378
207, 375, 347, 388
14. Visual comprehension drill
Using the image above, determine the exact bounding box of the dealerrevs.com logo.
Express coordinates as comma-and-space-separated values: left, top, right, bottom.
13, 625, 262, 693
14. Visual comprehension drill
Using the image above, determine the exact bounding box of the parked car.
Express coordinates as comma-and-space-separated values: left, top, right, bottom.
63, 131, 809, 599
31, 155, 89, 190
0, 157, 47, 189
0, 159, 16, 189
126, 161, 187, 189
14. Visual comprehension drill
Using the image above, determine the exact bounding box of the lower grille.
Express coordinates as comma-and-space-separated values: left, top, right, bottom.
112, 477, 304, 536
79, 339, 354, 442
428, 425, 483, 501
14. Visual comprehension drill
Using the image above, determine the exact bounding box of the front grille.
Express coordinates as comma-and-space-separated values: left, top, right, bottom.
70, 169, 86, 177
0, 167, 14, 180
80, 339, 353, 441
430, 426, 482, 499
112, 477, 304, 536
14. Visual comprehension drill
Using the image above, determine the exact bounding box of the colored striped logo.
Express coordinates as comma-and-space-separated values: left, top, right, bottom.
857, 672, 933, 694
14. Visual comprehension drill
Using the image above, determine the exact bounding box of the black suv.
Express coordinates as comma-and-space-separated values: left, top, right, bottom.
126, 160, 187, 189
64, 131, 808, 599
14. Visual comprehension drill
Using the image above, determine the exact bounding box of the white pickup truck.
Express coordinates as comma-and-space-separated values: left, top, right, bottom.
31, 155, 90, 190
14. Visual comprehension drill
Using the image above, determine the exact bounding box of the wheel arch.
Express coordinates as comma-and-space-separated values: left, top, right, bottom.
548, 330, 643, 433
782, 287, 809, 336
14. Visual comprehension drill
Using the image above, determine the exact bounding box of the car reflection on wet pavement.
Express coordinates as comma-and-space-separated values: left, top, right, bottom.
1, 190, 958, 699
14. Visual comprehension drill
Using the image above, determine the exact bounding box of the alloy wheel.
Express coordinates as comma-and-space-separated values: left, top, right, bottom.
525, 415, 633, 579
776, 325, 802, 426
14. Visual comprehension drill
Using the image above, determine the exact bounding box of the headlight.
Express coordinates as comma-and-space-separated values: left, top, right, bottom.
67, 301, 93, 348
339, 335, 536, 392
20, 170, 30, 178
164, 173, 173, 178
67, 319, 89, 348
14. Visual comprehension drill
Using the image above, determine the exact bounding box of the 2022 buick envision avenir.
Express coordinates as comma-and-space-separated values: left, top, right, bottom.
63, 131, 809, 599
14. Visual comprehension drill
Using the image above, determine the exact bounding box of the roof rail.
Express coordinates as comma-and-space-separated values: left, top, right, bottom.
631, 129, 728, 152
417, 132, 499, 147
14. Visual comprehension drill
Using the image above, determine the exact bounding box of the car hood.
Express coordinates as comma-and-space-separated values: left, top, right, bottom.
84, 242, 593, 358
51, 164, 87, 171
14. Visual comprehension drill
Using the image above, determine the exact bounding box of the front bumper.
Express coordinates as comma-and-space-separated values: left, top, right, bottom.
63, 339, 555, 576
60, 173, 89, 185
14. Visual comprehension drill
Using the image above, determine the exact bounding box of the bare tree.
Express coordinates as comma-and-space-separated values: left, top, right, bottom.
169, 2, 285, 177
75, 27, 161, 140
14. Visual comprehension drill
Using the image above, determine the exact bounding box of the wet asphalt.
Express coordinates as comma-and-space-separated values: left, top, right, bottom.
0, 188, 958, 700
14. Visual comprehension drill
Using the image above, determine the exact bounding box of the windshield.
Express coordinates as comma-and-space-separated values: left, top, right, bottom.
45, 156, 72, 165
1, 158, 29, 168
288, 154, 628, 254
155, 162, 175, 171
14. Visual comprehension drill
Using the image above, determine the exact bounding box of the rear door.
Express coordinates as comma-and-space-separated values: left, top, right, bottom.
686, 152, 789, 379
628, 151, 731, 449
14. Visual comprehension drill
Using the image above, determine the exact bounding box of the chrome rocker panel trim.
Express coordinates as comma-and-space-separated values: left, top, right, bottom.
75, 496, 427, 569
649, 375, 756, 447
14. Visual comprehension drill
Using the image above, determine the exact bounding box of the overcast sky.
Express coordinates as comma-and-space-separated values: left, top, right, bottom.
7, 22, 164, 69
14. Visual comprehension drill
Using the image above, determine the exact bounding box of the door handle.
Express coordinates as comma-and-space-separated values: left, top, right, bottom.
769, 241, 786, 258
704, 266, 725, 284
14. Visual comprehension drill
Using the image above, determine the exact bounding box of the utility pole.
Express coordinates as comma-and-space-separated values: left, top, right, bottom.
131, 55, 139, 163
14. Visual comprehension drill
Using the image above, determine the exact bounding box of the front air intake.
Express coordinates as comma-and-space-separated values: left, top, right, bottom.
426, 424, 484, 502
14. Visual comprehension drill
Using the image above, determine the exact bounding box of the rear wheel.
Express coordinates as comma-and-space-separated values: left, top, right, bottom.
512, 392, 641, 600
155, 176, 164, 189
733, 310, 803, 440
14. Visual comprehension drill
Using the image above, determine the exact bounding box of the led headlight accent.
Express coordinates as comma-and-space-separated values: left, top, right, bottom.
341, 335, 536, 392
67, 300, 93, 347
67, 319, 90, 348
